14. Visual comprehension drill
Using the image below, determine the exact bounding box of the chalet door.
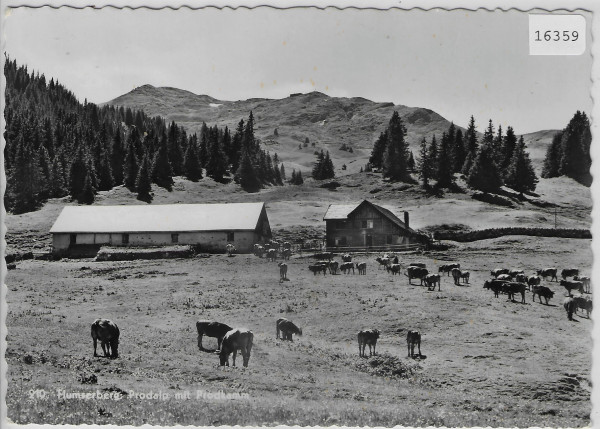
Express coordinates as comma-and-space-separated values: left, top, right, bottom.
366, 234, 373, 246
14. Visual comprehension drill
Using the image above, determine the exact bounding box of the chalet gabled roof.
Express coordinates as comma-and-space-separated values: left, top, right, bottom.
50, 203, 267, 233
323, 200, 416, 234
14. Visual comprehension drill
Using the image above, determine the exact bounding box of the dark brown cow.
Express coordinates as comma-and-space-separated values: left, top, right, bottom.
340, 262, 355, 274
355, 262, 367, 275
196, 320, 232, 351
276, 318, 302, 341
308, 264, 327, 275
387, 263, 401, 275
91, 319, 120, 358
329, 261, 339, 275
406, 330, 421, 357
532, 285, 554, 305
407, 266, 428, 285
505, 282, 527, 303
491, 268, 509, 278
560, 279, 584, 296
358, 329, 380, 357
425, 274, 441, 291
266, 249, 277, 262
573, 296, 593, 318
484, 279, 508, 298
219, 328, 254, 367
438, 263, 460, 276
561, 268, 579, 280
537, 267, 558, 281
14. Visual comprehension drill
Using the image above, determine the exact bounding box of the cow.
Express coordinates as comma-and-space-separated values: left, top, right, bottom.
439, 263, 460, 276
561, 279, 584, 296
342, 254, 352, 263
537, 267, 558, 281
409, 263, 426, 268
425, 274, 441, 291
451, 268, 462, 285
282, 241, 292, 250
527, 275, 541, 290
563, 296, 576, 321
308, 264, 327, 275
460, 271, 470, 284
340, 262, 355, 274
505, 282, 527, 303
219, 328, 254, 367
226, 243, 236, 256
406, 330, 421, 358
329, 261, 339, 275
196, 320, 233, 351
266, 249, 277, 262
91, 319, 120, 359
407, 266, 428, 285
515, 273, 527, 284
561, 268, 579, 280
357, 329, 380, 357
532, 285, 554, 305
253, 244, 265, 258
281, 249, 292, 261
356, 262, 367, 275
574, 296, 593, 318
278, 262, 288, 283
276, 318, 302, 341
574, 275, 591, 294
496, 274, 511, 281
509, 269, 524, 278
375, 257, 390, 269
386, 263, 402, 275
484, 279, 508, 298
491, 268, 509, 278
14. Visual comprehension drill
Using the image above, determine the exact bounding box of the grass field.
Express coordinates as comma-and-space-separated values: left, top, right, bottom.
5, 236, 592, 426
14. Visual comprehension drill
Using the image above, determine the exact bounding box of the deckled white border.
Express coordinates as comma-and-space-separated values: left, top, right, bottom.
0, 1, 598, 429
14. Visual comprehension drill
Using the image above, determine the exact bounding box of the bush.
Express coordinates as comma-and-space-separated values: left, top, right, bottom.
435, 227, 591, 242
472, 192, 514, 207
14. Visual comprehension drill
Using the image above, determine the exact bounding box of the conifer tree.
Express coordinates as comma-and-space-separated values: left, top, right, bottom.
206, 132, 228, 182
312, 150, 325, 179
369, 131, 388, 169
167, 121, 184, 175
462, 116, 478, 174
37, 145, 52, 200
111, 129, 125, 185
135, 152, 153, 202
97, 148, 114, 191
436, 132, 454, 189
49, 155, 67, 198
504, 135, 538, 194
467, 142, 503, 193
69, 146, 88, 201
152, 131, 174, 190
382, 111, 409, 181
428, 135, 438, 180
123, 138, 138, 191
407, 151, 415, 171
79, 169, 96, 205
238, 147, 260, 192
296, 170, 304, 185
452, 128, 466, 173
501, 126, 517, 172
280, 164, 286, 181
183, 137, 203, 182
290, 169, 297, 184
542, 132, 563, 178
417, 137, 431, 188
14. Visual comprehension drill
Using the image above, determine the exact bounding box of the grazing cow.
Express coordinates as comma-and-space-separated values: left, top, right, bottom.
561, 268, 579, 280
340, 262, 355, 274
282, 241, 292, 250
219, 328, 254, 367
573, 296, 593, 318
266, 249, 277, 262
496, 274, 512, 281
356, 262, 367, 275
281, 249, 292, 261
460, 271, 470, 284
308, 264, 327, 275
276, 318, 302, 341
409, 263, 426, 268
342, 254, 352, 263
515, 273, 527, 283
357, 329, 380, 357
375, 257, 390, 269
254, 244, 265, 258
407, 266, 428, 285
505, 282, 527, 303
386, 263, 402, 275
226, 243, 236, 256
451, 268, 462, 285
537, 267, 558, 281
406, 330, 421, 358
484, 279, 508, 298
425, 274, 441, 291
527, 275, 541, 290
439, 263, 460, 276
278, 262, 288, 283
563, 297, 576, 321
574, 275, 591, 294
560, 279, 584, 296
532, 285, 554, 305
196, 320, 233, 351
329, 261, 339, 275
91, 319, 120, 359
491, 268, 509, 278
509, 269, 524, 278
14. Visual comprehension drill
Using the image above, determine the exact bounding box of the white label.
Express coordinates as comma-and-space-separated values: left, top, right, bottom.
529, 14, 586, 56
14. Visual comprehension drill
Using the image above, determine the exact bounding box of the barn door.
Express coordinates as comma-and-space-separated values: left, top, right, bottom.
366, 234, 373, 247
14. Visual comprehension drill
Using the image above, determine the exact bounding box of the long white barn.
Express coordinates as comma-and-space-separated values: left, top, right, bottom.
50, 202, 272, 256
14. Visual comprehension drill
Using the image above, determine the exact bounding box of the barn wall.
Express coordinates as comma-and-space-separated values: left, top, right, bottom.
325, 203, 415, 248
52, 234, 70, 251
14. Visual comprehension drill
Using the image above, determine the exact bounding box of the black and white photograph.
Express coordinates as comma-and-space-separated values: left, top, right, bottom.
1, 1, 597, 427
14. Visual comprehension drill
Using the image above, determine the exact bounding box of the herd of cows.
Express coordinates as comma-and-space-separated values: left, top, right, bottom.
88, 247, 591, 369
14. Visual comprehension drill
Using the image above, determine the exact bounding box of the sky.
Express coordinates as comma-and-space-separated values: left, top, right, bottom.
3, 6, 593, 133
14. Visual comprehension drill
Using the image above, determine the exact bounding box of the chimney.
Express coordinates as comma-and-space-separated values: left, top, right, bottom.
404, 211, 409, 229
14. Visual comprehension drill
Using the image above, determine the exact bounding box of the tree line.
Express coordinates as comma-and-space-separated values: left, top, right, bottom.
369, 111, 539, 195
4, 58, 286, 213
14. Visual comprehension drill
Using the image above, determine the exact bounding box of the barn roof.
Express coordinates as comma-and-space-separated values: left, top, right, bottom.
50, 203, 267, 233
323, 200, 415, 233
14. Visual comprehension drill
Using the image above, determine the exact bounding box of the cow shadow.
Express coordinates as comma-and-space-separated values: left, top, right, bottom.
410, 354, 427, 360
199, 347, 220, 354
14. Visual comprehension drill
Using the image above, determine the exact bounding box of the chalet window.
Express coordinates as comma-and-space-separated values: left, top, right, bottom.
171, 233, 179, 243
122, 233, 129, 245
70, 234, 77, 245
387, 235, 393, 244
361, 220, 374, 229
227, 232, 235, 242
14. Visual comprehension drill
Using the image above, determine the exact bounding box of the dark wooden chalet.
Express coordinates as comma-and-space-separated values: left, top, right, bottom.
323, 200, 419, 250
